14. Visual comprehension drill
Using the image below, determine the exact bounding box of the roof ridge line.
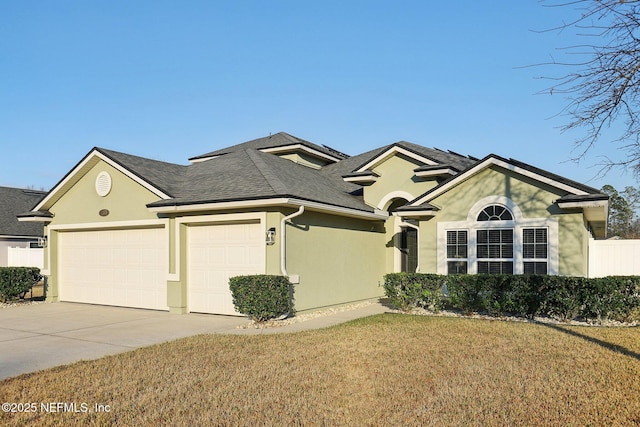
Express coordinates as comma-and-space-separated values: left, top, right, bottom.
278, 132, 300, 144
245, 149, 289, 195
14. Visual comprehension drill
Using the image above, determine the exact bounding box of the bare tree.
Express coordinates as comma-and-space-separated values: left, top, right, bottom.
538, 1, 640, 177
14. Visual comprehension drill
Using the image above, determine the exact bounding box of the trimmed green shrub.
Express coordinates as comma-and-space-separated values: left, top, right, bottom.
229, 275, 294, 322
581, 276, 640, 322
540, 276, 586, 321
0, 267, 41, 302
384, 272, 640, 322
383, 273, 445, 311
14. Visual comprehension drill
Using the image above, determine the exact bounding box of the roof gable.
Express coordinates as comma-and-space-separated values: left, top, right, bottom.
189, 132, 348, 164
352, 143, 440, 172
410, 154, 605, 207
349, 141, 476, 174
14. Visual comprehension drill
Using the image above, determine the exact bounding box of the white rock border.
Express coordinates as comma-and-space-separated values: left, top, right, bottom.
390, 306, 639, 328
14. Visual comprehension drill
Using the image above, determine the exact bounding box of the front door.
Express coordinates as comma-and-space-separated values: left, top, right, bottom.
400, 228, 418, 273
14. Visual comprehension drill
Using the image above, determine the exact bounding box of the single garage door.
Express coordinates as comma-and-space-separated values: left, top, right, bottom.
188, 222, 265, 315
58, 228, 168, 310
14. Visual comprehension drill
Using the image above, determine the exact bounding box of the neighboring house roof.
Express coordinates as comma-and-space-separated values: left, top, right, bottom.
189, 132, 349, 163
0, 186, 46, 237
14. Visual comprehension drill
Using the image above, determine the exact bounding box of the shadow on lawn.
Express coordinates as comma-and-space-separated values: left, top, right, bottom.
540, 322, 640, 362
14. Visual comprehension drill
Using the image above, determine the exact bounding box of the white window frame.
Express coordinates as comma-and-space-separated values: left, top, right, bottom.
522, 227, 549, 274
437, 196, 558, 275
446, 229, 469, 274
476, 228, 514, 274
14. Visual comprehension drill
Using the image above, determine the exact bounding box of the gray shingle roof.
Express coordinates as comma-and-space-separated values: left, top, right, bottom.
148, 148, 374, 213
357, 141, 477, 172
318, 141, 477, 195
0, 186, 46, 237
64, 134, 604, 217
97, 148, 188, 197
189, 132, 349, 162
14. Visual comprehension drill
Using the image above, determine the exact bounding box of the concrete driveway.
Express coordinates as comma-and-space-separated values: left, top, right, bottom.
0, 302, 248, 380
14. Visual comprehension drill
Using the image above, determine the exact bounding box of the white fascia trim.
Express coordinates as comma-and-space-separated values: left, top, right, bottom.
557, 200, 608, 210
395, 210, 437, 218
0, 234, 43, 239
17, 216, 52, 223
414, 168, 456, 178
148, 197, 388, 220
412, 157, 590, 206
173, 212, 267, 282
34, 150, 171, 212
189, 155, 220, 164
260, 144, 342, 163
343, 175, 378, 183
287, 199, 389, 220
356, 146, 439, 173
148, 198, 292, 213
48, 219, 168, 232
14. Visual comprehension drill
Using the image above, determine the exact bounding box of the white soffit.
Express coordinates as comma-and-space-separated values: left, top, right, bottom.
414, 167, 456, 178
260, 144, 342, 163
342, 174, 378, 183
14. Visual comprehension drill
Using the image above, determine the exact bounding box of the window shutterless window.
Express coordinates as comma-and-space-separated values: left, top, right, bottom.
523, 228, 548, 274
477, 229, 513, 274
446, 230, 468, 274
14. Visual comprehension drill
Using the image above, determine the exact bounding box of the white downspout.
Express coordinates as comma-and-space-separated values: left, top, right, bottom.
281, 206, 305, 281
399, 219, 420, 273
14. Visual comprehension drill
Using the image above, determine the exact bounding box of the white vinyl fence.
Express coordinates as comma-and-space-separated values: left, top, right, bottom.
588, 239, 640, 278
7, 247, 44, 269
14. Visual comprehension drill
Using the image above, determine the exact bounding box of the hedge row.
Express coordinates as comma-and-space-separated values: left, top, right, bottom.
0, 267, 41, 302
384, 273, 640, 322
229, 275, 295, 322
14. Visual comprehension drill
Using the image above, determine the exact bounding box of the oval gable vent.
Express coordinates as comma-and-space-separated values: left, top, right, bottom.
95, 171, 112, 197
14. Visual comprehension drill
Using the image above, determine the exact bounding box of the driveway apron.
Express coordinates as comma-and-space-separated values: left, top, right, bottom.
0, 303, 246, 380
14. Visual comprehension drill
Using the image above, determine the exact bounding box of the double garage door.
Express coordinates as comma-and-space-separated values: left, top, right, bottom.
57, 222, 264, 315
58, 228, 169, 311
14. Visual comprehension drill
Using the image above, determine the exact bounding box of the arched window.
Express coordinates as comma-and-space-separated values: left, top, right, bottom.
477, 205, 513, 221
441, 197, 555, 275
475, 205, 514, 274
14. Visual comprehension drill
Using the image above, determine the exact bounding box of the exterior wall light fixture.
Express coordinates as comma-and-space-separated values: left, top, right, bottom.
266, 227, 276, 245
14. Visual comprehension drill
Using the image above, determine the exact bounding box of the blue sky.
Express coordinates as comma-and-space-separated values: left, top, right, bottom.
1, 1, 637, 192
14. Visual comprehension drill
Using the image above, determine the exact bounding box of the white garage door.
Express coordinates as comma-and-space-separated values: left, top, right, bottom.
58, 228, 168, 310
188, 222, 265, 315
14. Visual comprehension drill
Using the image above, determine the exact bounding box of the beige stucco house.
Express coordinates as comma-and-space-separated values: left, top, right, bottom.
18, 132, 608, 315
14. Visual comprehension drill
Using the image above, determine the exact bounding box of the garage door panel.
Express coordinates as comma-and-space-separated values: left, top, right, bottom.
58, 228, 168, 311
188, 222, 265, 315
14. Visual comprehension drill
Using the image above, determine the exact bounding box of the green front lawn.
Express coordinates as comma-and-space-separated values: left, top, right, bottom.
2, 314, 639, 426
